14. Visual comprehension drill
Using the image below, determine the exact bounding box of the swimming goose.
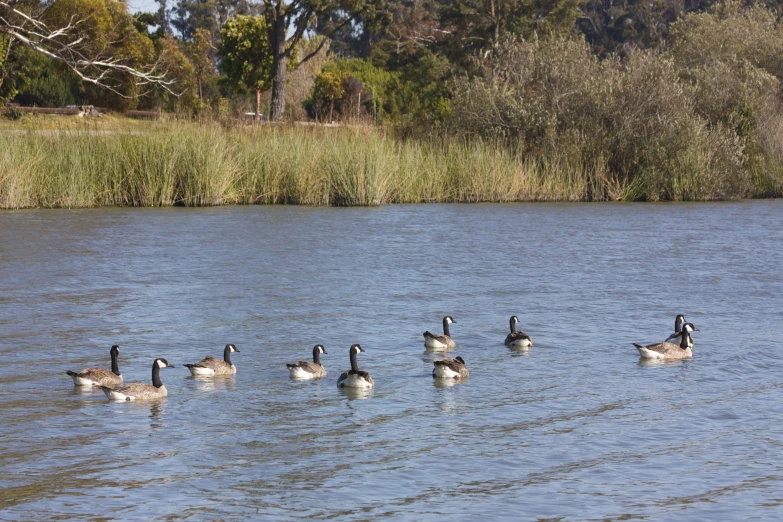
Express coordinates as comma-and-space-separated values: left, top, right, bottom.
336, 344, 374, 389
102, 358, 175, 401
66, 344, 122, 387
504, 316, 533, 347
184, 344, 239, 376
287, 345, 328, 379
664, 314, 691, 346
634, 322, 698, 359
423, 316, 456, 350
432, 356, 469, 379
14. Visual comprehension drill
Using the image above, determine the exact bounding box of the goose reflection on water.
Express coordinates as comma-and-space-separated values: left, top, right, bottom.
637, 358, 691, 368
432, 377, 463, 389
507, 345, 533, 356
189, 374, 236, 393
338, 386, 373, 401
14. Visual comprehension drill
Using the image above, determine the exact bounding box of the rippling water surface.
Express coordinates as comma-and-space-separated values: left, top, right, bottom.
1, 203, 782, 520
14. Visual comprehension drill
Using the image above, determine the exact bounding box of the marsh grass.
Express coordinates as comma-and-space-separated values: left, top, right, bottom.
0, 119, 775, 209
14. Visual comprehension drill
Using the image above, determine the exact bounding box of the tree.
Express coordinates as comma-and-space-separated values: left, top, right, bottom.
577, 0, 712, 56
262, 0, 388, 120
134, 12, 166, 41
312, 70, 346, 121
172, 0, 218, 39
7, 48, 81, 106
172, 0, 251, 42
439, 0, 582, 67
141, 36, 198, 111
217, 14, 273, 120
156, 0, 170, 35
0, 0, 176, 101
284, 34, 331, 120
186, 27, 215, 103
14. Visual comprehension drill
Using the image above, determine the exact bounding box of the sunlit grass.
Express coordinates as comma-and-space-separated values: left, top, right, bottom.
0, 118, 775, 208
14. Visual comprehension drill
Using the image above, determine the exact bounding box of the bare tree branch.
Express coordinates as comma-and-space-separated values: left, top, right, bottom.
0, 1, 179, 98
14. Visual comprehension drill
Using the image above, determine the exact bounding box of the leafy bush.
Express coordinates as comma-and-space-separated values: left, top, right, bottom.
449, 30, 768, 200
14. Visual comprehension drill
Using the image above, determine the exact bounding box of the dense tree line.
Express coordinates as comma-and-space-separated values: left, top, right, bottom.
1, 0, 783, 129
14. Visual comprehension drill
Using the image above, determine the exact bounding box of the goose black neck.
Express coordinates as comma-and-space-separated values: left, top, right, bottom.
313, 347, 321, 365
443, 318, 451, 337
350, 350, 359, 372
152, 362, 163, 388
675, 317, 684, 333
680, 333, 691, 350
509, 318, 517, 333
223, 345, 233, 365
110, 350, 120, 376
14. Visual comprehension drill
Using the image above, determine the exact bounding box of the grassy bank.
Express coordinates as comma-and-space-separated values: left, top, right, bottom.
1, 118, 780, 208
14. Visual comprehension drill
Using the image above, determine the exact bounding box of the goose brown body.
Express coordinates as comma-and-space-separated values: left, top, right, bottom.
634, 323, 698, 360
287, 345, 327, 379
504, 316, 533, 347
66, 345, 122, 387
336, 344, 374, 388
424, 316, 456, 350
102, 358, 174, 401
185, 344, 239, 376
432, 356, 469, 378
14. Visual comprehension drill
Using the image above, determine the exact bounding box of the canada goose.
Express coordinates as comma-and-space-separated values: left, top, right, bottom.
423, 316, 456, 350
287, 344, 327, 379
664, 314, 691, 345
184, 344, 239, 376
66, 344, 122, 387
634, 322, 699, 359
336, 344, 374, 389
432, 356, 469, 379
101, 358, 175, 401
504, 316, 533, 347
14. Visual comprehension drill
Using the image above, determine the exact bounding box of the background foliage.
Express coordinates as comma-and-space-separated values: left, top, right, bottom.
2, 0, 783, 200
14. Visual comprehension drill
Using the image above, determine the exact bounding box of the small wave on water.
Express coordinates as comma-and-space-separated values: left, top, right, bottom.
1, 202, 782, 519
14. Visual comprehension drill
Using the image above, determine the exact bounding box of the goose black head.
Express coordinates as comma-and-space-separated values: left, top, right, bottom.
682, 322, 699, 333
155, 358, 175, 369
314, 344, 327, 355
350, 344, 364, 354
455, 356, 466, 364
110, 344, 120, 355
226, 344, 239, 353
445, 316, 455, 324
675, 314, 686, 332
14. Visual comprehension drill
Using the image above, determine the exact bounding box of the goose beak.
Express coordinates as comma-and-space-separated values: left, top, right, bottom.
323, 351, 328, 354
693, 327, 700, 331
168, 364, 176, 368
234, 349, 240, 353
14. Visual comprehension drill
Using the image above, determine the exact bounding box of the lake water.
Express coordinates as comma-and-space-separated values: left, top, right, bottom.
1, 202, 782, 520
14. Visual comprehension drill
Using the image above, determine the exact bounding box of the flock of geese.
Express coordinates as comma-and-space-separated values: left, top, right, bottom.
65, 314, 699, 401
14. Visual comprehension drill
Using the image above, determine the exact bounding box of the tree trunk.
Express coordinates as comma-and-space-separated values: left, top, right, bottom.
329, 99, 334, 122
198, 75, 203, 105
255, 85, 261, 122
269, 55, 287, 120
269, 6, 288, 121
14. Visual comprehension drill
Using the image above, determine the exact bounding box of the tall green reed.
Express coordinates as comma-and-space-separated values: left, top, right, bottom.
0, 120, 770, 209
